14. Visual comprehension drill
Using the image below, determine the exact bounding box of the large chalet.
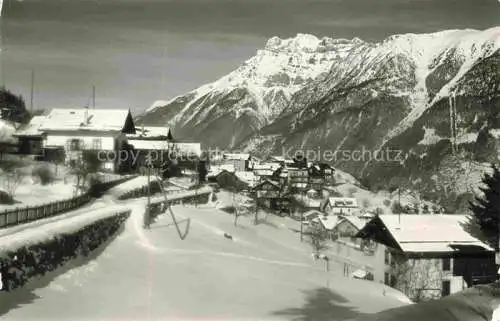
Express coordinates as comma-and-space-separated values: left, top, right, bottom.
355, 214, 497, 301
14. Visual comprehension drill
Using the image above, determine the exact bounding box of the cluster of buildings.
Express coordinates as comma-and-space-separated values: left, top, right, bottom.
207, 153, 498, 303
9, 107, 201, 174
208, 154, 339, 214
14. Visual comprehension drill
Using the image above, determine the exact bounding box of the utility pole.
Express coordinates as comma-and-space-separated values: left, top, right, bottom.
144, 154, 152, 229
300, 189, 304, 242
30, 69, 34, 114
92, 85, 95, 109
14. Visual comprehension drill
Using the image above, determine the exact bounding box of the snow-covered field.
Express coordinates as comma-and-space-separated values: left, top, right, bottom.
0, 163, 77, 212
0, 197, 410, 320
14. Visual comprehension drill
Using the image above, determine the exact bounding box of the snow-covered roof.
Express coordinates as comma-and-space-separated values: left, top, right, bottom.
253, 179, 281, 190
254, 169, 275, 176
377, 214, 493, 253
328, 197, 359, 208
223, 153, 250, 160
209, 164, 236, 177
235, 171, 258, 187
253, 163, 281, 171
313, 215, 340, 230
128, 139, 170, 150
13, 116, 46, 137
270, 156, 294, 164
40, 108, 131, 132
339, 216, 369, 231
304, 210, 322, 220
127, 126, 171, 139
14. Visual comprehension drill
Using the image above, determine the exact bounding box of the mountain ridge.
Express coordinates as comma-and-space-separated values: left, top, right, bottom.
138, 26, 500, 210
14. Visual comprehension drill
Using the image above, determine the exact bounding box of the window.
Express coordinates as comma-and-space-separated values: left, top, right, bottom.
92, 138, 102, 150
442, 280, 451, 297
384, 249, 390, 265
442, 258, 451, 271
69, 139, 81, 151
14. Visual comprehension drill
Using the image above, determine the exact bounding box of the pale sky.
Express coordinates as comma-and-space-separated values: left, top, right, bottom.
0, 0, 499, 115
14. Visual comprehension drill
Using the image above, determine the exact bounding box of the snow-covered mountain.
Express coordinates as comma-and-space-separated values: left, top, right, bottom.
138, 27, 500, 210
136, 34, 364, 148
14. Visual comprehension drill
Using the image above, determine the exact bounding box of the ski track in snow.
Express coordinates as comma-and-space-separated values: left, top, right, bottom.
126, 200, 320, 271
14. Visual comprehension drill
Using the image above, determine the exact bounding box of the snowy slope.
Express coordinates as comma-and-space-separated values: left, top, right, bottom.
0, 199, 411, 320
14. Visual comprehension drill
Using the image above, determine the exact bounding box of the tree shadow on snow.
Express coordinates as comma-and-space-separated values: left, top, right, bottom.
0, 223, 126, 316
272, 287, 367, 321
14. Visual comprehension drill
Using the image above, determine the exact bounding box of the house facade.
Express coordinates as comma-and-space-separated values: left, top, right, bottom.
223, 153, 251, 172
307, 163, 335, 190
13, 115, 46, 156
39, 108, 136, 172
253, 179, 283, 210
288, 168, 309, 193
355, 214, 497, 302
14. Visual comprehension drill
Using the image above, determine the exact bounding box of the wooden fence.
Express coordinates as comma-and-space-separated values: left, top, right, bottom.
0, 192, 93, 229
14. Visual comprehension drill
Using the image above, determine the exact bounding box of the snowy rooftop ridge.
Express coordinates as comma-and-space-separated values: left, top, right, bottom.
376, 214, 493, 253
40, 108, 131, 132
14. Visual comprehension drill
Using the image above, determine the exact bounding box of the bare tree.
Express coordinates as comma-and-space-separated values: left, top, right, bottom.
2, 168, 24, 199
307, 225, 329, 256
232, 188, 247, 227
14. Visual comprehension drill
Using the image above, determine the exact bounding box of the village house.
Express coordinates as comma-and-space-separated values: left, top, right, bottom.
38, 108, 136, 172
303, 210, 323, 223
270, 165, 288, 186
269, 155, 295, 167
253, 163, 278, 182
252, 179, 286, 211
222, 153, 251, 172
210, 169, 248, 191
12, 115, 46, 157
321, 197, 359, 215
307, 163, 335, 190
126, 126, 174, 171
311, 214, 340, 239
287, 167, 309, 193
355, 214, 497, 302
310, 214, 375, 280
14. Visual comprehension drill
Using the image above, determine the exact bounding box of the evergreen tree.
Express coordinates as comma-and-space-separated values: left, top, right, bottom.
0, 87, 30, 123
469, 164, 500, 250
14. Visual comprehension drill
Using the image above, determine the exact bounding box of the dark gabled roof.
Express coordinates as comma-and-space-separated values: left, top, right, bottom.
354, 215, 403, 251
252, 179, 281, 191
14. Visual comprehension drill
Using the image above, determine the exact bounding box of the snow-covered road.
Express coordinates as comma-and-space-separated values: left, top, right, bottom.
0, 198, 409, 321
